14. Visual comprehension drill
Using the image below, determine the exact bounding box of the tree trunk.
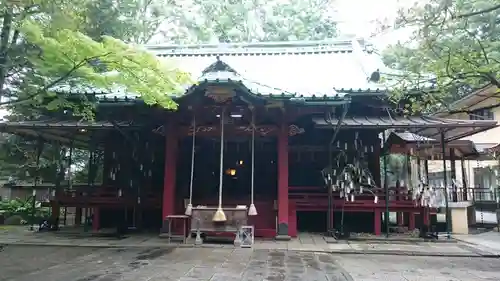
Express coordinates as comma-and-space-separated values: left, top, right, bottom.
0, 9, 13, 99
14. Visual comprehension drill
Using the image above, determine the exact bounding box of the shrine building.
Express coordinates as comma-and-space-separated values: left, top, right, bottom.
0, 39, 496, 239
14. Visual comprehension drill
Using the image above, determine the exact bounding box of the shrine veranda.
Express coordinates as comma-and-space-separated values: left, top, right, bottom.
1, 40, 497, 238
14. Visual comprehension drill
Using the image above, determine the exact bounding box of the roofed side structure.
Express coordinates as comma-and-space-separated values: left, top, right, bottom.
312, 115, 497, 142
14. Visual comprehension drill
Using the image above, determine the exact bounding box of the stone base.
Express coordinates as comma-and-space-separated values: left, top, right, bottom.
449, 202, 473, 235
158, 233, 170, 239
275, 235, 291, 241
160, 218, 170, 234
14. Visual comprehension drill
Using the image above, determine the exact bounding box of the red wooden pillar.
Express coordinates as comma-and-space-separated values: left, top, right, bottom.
161, 121, 178, 233
75, 207, 82, 226
374, 210, 382, 235
422, 207, 430, 226
51, 202, 60, 225
409, 212, 415, 230
397, 212, 404, 226
92, 208, 100, 231
276, 119, 290, 240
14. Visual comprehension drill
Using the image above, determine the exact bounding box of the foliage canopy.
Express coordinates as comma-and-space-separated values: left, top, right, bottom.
382, 0, 500, 113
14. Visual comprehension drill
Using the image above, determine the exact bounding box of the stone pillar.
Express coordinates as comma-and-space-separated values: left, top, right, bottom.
161, 121, 178, 234
276, 119, 290, 240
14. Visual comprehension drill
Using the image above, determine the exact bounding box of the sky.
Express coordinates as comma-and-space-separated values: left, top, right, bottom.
334, 0, 417, 49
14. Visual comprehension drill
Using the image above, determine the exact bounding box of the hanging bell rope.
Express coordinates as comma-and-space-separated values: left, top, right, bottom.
213, 107, 227, 222
185, 113, 196, 216
248, 108, 257, 216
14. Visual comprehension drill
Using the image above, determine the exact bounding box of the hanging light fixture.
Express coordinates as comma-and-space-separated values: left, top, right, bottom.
248, 108, 258, 216
213, 107, 227, 222
185, 112, 196, 216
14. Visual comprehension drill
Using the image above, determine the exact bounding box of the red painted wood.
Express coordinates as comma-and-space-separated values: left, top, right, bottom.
288, 202, 297, 237
422, 207, 430, 226
288, 186, 323, 191
75, 208, 82, 226
92, 208, 100, 231
397, 212, 404, 225
162, 122, 178, 219
374, 210, 381, 235
277, 120, 289, 234
409, 212, 416, 230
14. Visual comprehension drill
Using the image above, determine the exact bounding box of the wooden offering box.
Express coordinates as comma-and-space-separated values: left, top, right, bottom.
190, 206, 248, 234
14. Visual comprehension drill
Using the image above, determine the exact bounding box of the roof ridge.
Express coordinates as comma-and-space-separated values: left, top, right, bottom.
146, 39, 360, 56
146, 38, 355, 50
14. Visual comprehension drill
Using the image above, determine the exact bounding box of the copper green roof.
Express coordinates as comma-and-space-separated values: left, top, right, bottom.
51, 38, 389, 103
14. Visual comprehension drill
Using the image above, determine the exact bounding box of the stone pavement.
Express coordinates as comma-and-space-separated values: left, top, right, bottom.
2, 245, 500, 281
338, 253, 500, 281
454, 231, 500, 256
1, 246, 353, 281
0, 226, 495, 257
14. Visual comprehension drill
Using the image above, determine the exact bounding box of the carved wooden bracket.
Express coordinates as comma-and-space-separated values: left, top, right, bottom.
205, 86, 235, 103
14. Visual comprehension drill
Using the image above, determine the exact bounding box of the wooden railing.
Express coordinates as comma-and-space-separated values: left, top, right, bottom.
52, 186, 161, 208
289, 186, 422, 211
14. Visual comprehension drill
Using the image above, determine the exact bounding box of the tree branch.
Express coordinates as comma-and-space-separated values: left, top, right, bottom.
0, 53, 112, 107
454, 4, 500, 19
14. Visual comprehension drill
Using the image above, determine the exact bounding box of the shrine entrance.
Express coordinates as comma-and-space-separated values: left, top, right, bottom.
297, 211, 327, 233
177, 136, 278, 204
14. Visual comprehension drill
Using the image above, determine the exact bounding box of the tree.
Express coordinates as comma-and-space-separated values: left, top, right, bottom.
83, 0, 183, 44
156, 0, 337, 43
0, 0, 192, 183
381, 0, 500, 113
0, 0, 192, 116
381, 154, 407, 186
0, 0, 339, 183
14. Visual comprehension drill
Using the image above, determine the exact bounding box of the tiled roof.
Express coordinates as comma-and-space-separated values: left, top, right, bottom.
151, 39, 387, 96
50, 38, 389, 102
0, 120, 140, 148
0, 120, 137, 128
312, 115, 498, 142
390, 132, 436, 142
